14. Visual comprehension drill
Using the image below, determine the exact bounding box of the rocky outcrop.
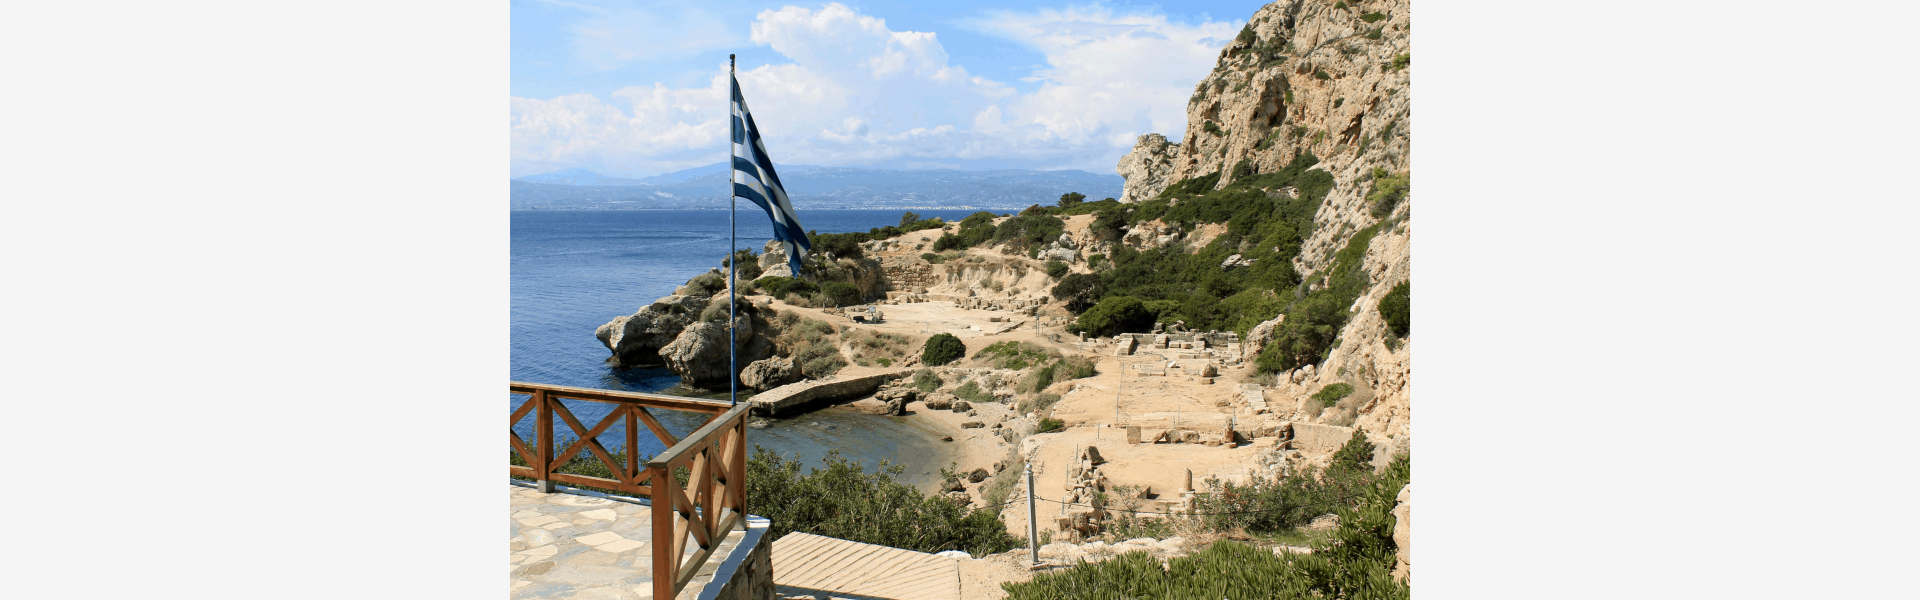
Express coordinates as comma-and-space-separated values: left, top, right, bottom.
595, 294, 706, 367
1115, 133, 1180, 203
740, 356, 798, 391
1392, 483, 1411, 583
659, 314, 758, 386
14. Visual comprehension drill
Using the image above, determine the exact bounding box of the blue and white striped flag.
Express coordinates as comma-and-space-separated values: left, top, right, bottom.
730, 74, 809, 276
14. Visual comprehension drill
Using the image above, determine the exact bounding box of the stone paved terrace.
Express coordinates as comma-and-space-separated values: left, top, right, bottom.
510, 484, 749, 599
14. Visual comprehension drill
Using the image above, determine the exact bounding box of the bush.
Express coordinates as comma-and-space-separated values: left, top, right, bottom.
686, 271, 726, 296
921, 252, 951, 264
993, 210, 1066, 252
808, 231, 865, 260
1057, 192, 1086, 208
1045, 260, 1068, 279
920, 333, 966, 366
953, 381, 995, 405
1314, 69, 1331, 80
911, 368, 943, 393
1331, 429, 1376, 471
1359, 11, 1386, 23
1367, 169, 1410, 218
1036, 417, 1065, 433
1311, 382, 1354, 407
1390, 53, 1409, 71
822, 281, 862, 306
1050, 273, 1106, 313
746, 448, 1021, 556
721, 249, 763, 281
1379, 281, 1409, 337
975, 341, 1052, 370
756, 276, 818, 301
1071, 295, 1155, 337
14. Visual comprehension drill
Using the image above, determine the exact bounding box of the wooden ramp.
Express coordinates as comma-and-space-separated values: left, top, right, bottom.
770, 532, 959, 600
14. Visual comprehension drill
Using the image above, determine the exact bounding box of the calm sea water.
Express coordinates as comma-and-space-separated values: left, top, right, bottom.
511, 209, 986, 488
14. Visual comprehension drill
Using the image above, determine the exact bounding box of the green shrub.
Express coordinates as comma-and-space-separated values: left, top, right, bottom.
747, 448, 1021, 556
1314, 69, 1331, 80
1256, 223, 1381, 372
1331, 429, 1376, 471
911, 368, 943, 393
1368, 169, 1410, 218
1036, 417, 1065, 433
1365, 27, 1383, 40
792, 339, 846, 378
993, 210, 1067, 253
1016, 393, 1061, 416
822, 281, 862, 306
1057, 192, 1086, 208
1235, 24, 1256, 44
686, 271, 726, 296
975, 341, 1052, 370
1203, 120, 1223, 135
953, 380, 995, 405
1311, 382, 1354, 407
1050, 273, 1106, 313
1071, 295, 1155, 337
808, 231, 865, 260
1044, 260, 1068, 279
920, 252, 948, 264
722, 249, 762, 281
1390, 53, 1410, 71
920, 333, 966, 366
1085, 253, 1107, 270
1379, 281, 1409, 337
1360, 11, 1386, 23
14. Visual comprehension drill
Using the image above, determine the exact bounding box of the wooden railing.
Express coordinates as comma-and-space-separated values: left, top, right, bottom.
509, 382, 751, 600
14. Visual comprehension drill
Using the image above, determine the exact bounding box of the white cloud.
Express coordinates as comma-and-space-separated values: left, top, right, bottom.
510, 2, 1237, 177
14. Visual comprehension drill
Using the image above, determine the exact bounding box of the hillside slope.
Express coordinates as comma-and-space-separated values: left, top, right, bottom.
1115, 0, 1411, 448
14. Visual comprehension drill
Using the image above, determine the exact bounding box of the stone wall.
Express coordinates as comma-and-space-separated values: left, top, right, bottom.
1290, 422, 1356, 455
880, 260, 937, 292
691, 516, 773, 600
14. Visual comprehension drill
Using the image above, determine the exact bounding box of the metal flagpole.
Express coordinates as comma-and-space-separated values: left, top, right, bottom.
728, 54, 738, 408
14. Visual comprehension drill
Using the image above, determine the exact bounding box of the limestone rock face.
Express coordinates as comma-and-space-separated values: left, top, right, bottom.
659, 315, 754, 386
740, 356, 798, 391
595, 294, 706, 367
1116, 133, 1180, 203
1392, 483, 1411, 582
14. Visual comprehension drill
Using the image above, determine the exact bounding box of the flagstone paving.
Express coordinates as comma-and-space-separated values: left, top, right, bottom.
510, 484, 745, 599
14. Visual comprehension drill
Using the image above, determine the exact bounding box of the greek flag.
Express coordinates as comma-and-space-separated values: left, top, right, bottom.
730, 74, 809, 276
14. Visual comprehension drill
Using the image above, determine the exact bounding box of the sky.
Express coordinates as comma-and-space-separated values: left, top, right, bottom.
511, 0, 1270, 178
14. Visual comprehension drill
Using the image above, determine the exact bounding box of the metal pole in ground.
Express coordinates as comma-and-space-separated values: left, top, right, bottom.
1026, 462, 1039, 568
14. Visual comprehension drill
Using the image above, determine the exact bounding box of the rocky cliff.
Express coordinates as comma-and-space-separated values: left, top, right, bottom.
1118, 0, 1411, 445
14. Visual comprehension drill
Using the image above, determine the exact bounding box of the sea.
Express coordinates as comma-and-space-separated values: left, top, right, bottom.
511, 208, 989, 489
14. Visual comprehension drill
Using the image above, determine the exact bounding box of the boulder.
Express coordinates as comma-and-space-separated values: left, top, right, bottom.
1393, 484, 1412, 583
924, 393, 954, 410
945, 491, 972, 506
740, 356, 797, 391
659, 315, 754, 386
967, 468, 989, 483
1245, 314, 1285, 360
1082, 446, 1106, 465
595, 294, 705, 367
1116, 133, 1179, 204
886, 397, 905, 415
961, 421, 985, 429
951, 400, 973, 413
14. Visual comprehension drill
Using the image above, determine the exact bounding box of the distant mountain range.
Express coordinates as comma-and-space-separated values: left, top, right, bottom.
510, 163, 1124, 211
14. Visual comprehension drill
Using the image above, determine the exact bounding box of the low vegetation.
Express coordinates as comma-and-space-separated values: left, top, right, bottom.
845, 328, 911, 367
747, 448, 1023, 556
920, 333, 966, 366
1379, 281, 1409, 337
1006, 435, 1410, 600
1311, 382, 1354, 408
773, 314, 846, 378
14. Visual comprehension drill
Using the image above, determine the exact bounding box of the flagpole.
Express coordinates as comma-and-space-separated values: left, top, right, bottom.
728, 54, 738, 408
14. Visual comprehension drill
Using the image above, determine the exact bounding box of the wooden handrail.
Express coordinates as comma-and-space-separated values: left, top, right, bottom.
510, 382, 752, 600
650, 402, 751, 598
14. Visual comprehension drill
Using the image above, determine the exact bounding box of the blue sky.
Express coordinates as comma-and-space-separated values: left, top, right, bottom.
511, 0, 1270, 178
